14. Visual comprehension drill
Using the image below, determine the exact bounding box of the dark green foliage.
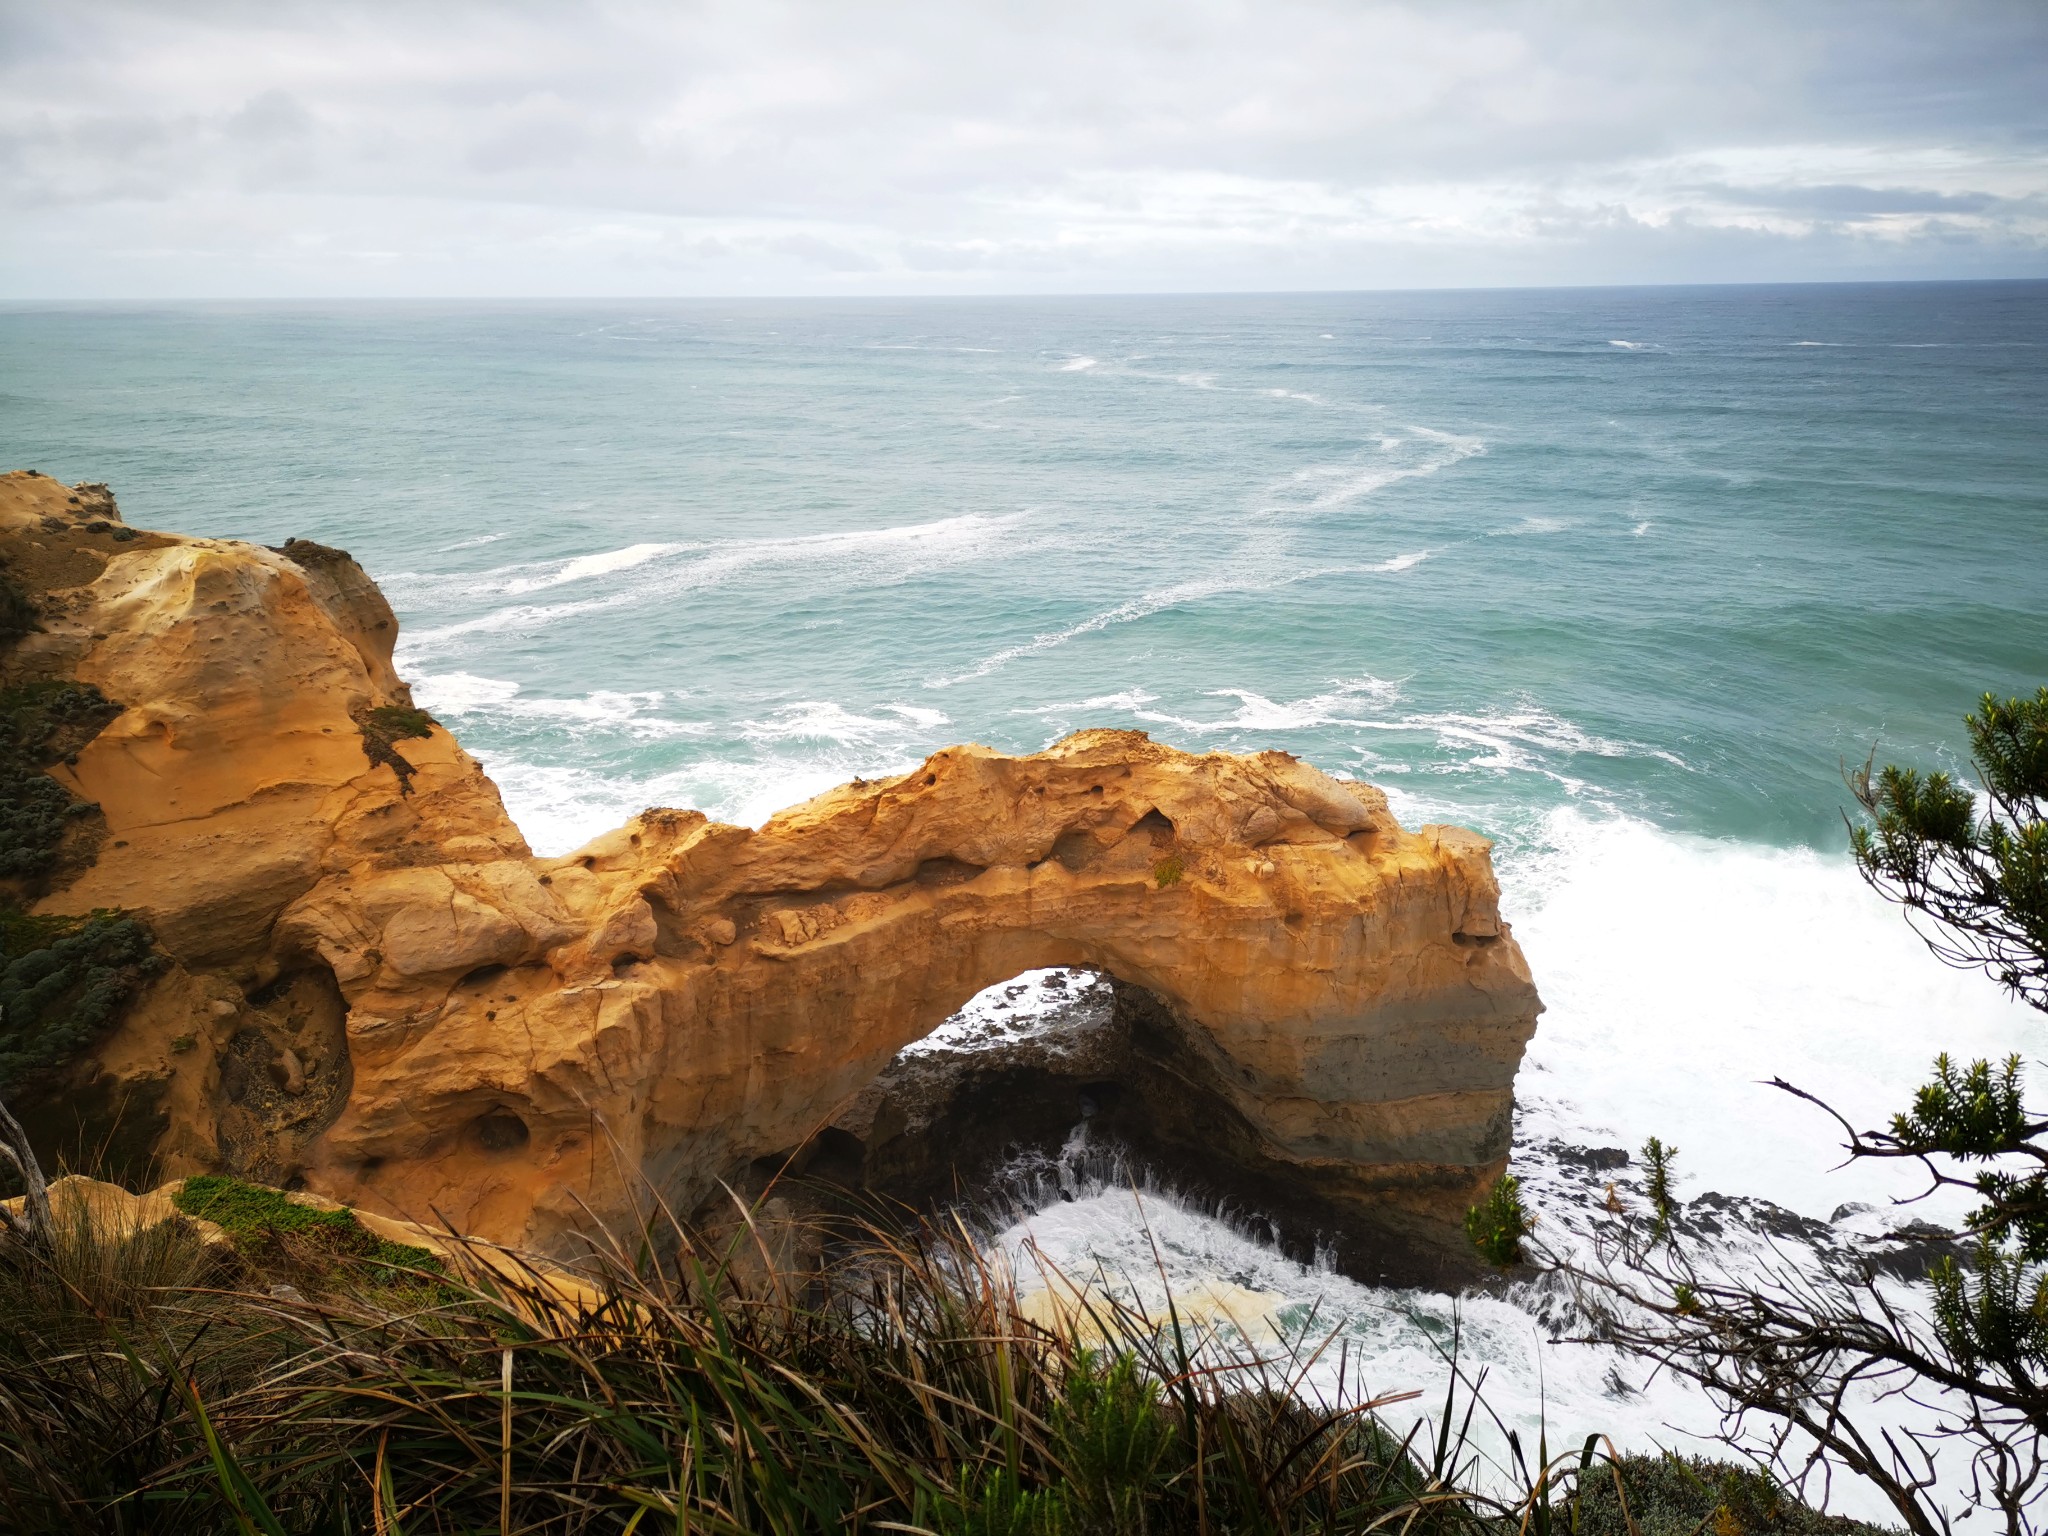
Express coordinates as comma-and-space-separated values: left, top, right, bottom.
1850, 688, 2048, 1010
1893, 1051, 2027, 1157
1466, 1171, 1533, 1266
361, 703, 434, 743
0, 679, 122, 879
0, 565, 37, 643
354, 701, 437, 792
0, 906, 160, 1091
1931, 1245, 2048, 1379
1573, 1453, 1892, 1536
1642, 1137, 1679, 1242
1050, 1350, 1177, 1531
1888, 1051, 2048, 1264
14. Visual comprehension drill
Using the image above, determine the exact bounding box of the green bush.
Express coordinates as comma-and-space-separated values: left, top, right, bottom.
0, 680, 122, 880
1466, 1172, 1534, 1267
1574, 1452, 1888, 1536
0, 565, 38, 643
354, 701, 437, 792
0, 906, 160, 1091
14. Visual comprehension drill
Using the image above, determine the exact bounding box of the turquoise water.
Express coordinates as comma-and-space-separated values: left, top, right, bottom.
5, 285, 2044, 858
5, 285, 2048, 1503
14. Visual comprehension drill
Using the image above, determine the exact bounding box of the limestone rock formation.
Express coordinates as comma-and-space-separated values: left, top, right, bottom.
0, 469, 1543, 1278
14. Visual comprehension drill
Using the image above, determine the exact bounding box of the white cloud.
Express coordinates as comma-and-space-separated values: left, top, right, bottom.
0, 0, 2042, 295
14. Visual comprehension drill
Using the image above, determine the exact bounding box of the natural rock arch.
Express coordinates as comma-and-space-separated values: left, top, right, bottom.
0, 471, 1544, 1278
283, 732, 1542, 1275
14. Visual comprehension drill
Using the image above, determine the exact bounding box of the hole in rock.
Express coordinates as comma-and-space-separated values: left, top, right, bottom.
471, 1110, 531, 1155
1128, 808, 1176, 842
751, 968, 1460, 1287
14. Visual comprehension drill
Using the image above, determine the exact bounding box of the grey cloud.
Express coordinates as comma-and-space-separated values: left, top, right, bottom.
1691, 183, 2014, 217
0, 0, 2041, 295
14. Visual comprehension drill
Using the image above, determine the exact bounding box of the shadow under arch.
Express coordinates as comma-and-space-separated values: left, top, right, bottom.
730, 964, 1484, 1291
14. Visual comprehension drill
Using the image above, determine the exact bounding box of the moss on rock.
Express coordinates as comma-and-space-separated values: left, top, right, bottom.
172, 1173, 443, 1279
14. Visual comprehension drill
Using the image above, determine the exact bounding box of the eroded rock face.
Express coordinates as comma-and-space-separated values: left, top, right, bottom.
0, 470, 1544, 1273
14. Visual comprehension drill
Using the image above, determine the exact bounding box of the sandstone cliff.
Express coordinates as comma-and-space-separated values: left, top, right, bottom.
0, 470, 1542, 1277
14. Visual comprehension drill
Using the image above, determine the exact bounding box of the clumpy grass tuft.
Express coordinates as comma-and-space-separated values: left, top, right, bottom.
0, 1183, 1895, 1534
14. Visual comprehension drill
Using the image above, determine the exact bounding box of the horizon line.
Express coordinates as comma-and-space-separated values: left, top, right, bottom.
4, 274, 2047, 307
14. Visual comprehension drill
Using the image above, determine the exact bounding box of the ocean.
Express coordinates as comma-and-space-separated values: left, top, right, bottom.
5, 282, 2046, 1510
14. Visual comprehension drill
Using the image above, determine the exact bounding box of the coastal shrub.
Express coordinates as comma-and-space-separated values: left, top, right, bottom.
354, 700, 437, 792
0, 906, 161, 1092
1573, 1453, 1887, 1536
1153, 853, 1185, 888
0, 679, 123, 879
1466, 1171, 1533, 1266
1641, 1135, 1679, 1241
0, 565, 37, 643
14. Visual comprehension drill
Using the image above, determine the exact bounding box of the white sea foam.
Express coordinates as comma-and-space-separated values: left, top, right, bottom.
928, 575, 1244, 687
1495, 516, 1568, 536
1258, 427, 1484, 515
993, 1180, 1724, 1503
1014, 688, 1161, 718
739, 700, 937, 747
966, 809, 2038, 1520
1503, 807, 2035, 1219
900, 968, 1112, 1058
410, 670, 712, 741
1056, 355, 1098, 372
1631, 520, 1651, 536
411, 670, 521, 714
1607, 339, 1651, 350
524, 542, 684, 591
394, 512, 1025, 659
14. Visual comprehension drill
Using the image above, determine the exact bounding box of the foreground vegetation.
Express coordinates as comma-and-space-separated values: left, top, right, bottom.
0, 1164, 1890, 1536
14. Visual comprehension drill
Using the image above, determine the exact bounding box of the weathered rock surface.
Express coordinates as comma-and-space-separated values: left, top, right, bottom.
0, 469, 1544, 1277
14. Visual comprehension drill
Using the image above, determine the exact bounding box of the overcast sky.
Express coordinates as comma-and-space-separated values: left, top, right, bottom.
3, 0, 2044, 298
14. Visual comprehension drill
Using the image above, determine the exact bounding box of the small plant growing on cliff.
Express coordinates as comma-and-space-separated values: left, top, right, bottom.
1466, 1172, 1533, 1267
1641, 1136, 1680, 1242
1152, 854, 1185, 888
355, 703, 437, 794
